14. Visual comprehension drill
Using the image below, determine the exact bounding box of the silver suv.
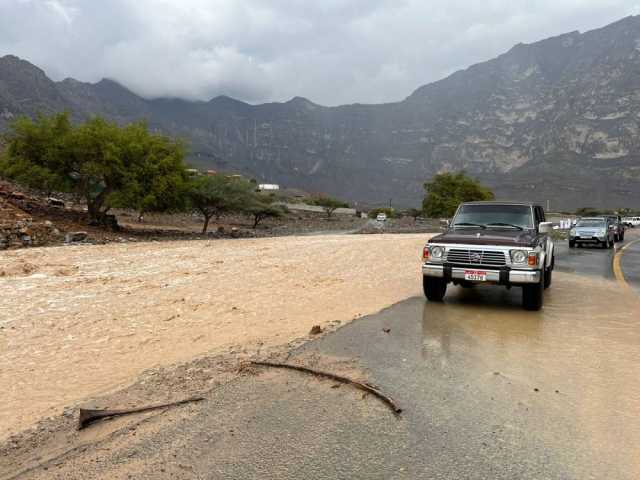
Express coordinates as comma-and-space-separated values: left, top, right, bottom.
569, 217, 615, 249
422, 202, 555, 311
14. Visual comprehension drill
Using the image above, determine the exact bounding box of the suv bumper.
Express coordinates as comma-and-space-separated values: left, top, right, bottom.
422, 263, 541, 284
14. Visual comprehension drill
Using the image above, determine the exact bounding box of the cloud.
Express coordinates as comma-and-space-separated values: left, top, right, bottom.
0, 0, 638, 105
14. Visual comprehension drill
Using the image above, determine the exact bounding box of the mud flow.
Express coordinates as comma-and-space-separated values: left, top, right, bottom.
0, 234, 428, 439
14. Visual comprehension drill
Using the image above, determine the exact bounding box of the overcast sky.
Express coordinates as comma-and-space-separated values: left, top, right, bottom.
1, 1, 640, 105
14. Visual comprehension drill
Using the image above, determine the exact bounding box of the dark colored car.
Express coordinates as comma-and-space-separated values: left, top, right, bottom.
422, 202, 555, 311
604, 215, 625, 242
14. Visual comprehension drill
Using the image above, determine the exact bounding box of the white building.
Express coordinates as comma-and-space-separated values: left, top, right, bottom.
258, 184, 280, 191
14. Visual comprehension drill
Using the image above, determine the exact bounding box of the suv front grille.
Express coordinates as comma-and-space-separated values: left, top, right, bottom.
446, 249, 507, 267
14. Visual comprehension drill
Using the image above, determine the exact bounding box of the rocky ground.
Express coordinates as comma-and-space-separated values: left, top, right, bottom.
0, 181, 436, 251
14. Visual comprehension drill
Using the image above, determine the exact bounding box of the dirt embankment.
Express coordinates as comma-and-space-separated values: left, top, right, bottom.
0, 233, 430, 439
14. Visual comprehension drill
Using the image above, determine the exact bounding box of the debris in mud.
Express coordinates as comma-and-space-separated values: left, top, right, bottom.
250, 360, 402, 415
382, 328, 391, 333
309, 325, 323, 335
78, 396, 204, 430
65, 231, 88, 243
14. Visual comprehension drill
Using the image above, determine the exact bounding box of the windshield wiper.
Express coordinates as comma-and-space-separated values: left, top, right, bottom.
452, 222, 486, 229
484, 222, 524, 231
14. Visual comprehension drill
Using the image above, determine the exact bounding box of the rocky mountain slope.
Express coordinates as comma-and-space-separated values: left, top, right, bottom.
2, 16, 640, 208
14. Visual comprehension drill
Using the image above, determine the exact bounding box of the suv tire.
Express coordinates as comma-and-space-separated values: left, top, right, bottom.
544, 256, 554, 290
522, 276, 544, 311
569, 240, 575, 248
423, 276, 447, 302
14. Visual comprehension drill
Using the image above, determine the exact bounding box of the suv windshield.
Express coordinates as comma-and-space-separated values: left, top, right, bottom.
576, 219, 605, 228
452, 204, 533, 229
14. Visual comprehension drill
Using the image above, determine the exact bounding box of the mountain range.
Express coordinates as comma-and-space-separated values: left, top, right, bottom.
2, 16, 640, 209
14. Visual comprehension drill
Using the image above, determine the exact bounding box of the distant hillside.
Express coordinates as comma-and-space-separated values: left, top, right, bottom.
3, 16, 640, 208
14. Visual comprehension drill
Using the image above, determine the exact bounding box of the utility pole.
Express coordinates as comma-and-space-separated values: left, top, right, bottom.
546, 199, 550, 212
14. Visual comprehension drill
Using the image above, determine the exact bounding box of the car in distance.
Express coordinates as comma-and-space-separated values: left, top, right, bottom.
422, 201, 555, 311
376, 213, 387, 222
569, 217, 615, 249
604, 215, 625, 242
622, 216, 640, 228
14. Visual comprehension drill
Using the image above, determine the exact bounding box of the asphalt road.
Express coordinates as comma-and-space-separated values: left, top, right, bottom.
7, 230, 640, 480
616, 229, 640, 293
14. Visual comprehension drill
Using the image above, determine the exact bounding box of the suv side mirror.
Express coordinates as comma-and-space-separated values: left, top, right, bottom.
440, 219, 450, 231
539, 222, 553, 234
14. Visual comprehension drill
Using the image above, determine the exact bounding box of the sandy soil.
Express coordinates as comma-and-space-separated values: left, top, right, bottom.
0, 233, 430, 439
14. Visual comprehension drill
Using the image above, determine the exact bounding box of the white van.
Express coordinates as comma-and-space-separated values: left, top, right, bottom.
622, 217, 640, 227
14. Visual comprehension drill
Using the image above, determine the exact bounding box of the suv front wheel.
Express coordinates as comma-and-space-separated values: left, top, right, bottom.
544, 256, 554, 289
423, 276, 447, 302
522, 276, 544, 311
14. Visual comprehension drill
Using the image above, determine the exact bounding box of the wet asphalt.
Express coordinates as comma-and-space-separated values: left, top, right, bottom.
10, 230, 640, 480
617, 230, 640, 292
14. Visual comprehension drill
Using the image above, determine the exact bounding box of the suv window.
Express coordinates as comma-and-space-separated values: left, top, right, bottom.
576, 219, 606, 228
452, 204, 534, 229
534, 206, 545, 226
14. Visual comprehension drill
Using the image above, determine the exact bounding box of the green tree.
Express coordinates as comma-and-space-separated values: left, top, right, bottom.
245, 194, 287, 228
109, 125, 189, 218
0, 113, 72, 195
188, 175, 255, 233
422, 172, 494, 218
307, 195, 349, 218
1, 113, 188, 224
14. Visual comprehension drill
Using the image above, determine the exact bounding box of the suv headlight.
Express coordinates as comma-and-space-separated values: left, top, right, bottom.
430, 245, 445, 259
598, 229, 606, 236
510, 250, 527, 264
569, 228, 576, 236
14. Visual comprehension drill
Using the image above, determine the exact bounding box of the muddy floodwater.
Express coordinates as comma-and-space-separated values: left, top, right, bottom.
8, 270, 637, 480
0, 234, 429, 439
2, 232, 640, 479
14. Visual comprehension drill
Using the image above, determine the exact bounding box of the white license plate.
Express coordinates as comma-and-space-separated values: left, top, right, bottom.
464, 270, 487, 281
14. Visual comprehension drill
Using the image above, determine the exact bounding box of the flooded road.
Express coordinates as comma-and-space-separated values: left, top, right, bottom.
8, 234, 640, 479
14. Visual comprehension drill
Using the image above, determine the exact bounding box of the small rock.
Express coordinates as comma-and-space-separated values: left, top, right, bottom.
65, 231, 88, 243
534, 388, 539, 392
382, 328, 391, 333
309, 325, 323, 335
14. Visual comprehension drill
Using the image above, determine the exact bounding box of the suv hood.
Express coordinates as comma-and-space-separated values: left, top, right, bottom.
430, 228, 538, 247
